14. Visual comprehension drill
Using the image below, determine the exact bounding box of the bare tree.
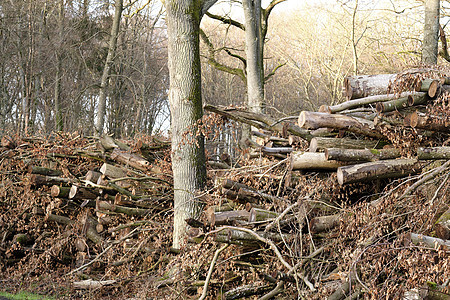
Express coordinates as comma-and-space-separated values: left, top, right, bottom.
423, 0, 440, 64
95, 0, 123, 135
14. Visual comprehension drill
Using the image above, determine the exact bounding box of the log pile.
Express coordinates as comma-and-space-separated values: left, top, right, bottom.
0, 70, 449, 299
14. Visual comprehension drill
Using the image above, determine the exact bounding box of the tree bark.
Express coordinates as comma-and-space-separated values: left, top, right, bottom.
375, 92, 427, 113
404, 111, 450, 133
95, 0, 123, 135
422, 0, 440, 65
166, 0, 218, 249
337, 159, 421, 185
343, 74, 397, 100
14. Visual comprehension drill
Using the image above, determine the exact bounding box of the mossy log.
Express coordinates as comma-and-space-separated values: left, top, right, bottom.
310, 137, 385, 152
418, 147, 450, 160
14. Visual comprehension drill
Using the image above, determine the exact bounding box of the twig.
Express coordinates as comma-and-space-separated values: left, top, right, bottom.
198, 243, 230, 300
264, 201, 300, 232
399, 160, 450, 200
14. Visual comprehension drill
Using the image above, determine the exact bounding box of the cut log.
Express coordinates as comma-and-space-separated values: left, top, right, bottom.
310, 214, 340, 233
418, 147, 450, 160
100, 163, 128, 179
223, 284, 275, 300
337, 159, 421, 185
405, 232, 450, 249
29, 174, 72, 186
50, 185, 71, 198
298, 111, 384, 139
69, 185, 98, 200
214, 228, 291, 247
375, 92, 427, 113
343, 73, 397, 100
404, 111, 450, 133
291, 152, 349, 170
310, 137, 385, 152
319, 91, 417, 114
27, 165, 62, 176
85, 170, 102, 183
435, 207, 450, 240
206, 209, 250, 226
325, 148, 401, 162
110, 148, 150, 171
96, 199, 152, 216
415, 79, 440, 98
73, 279, 116, 289
248, 208, 279, 222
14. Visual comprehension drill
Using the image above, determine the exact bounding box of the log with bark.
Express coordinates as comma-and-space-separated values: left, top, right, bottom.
343, 73, 397, 100
319, 91, 418, 114
309, 137, 386, 152
298, 111, 384, 139
291, 152, 349, 170
206, 209, 250, 226
29, 174, 73, 186
375, 92, 427, 113
325, 148, 401, 162
110, 148, 150, 171
404, 232, 450, 249
404, 111, 450, 133
435, 207, 450, 240
415, 78, 440, 98
310, 214, 340, 233
417, 147, 450, 160
27, 165, 62, 176
337, 159, 421, 185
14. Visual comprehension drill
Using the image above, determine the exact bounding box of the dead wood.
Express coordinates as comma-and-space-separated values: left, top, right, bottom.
291, 151, 349, 170
404, 232, 450, 249
343, 73, 397, 100
310, 137, 386, 152
435, 207, 450, 240
27, 165, 62, 176
298, 111, 384, 139
325, 148, 401, 162
337, 159, 421, 185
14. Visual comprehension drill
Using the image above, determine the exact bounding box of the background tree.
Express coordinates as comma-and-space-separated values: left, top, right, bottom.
423, 0, 440, 64
95, 0, 123, 135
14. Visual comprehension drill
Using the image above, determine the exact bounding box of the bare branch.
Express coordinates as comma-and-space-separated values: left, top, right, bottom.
205, 12, 245, 30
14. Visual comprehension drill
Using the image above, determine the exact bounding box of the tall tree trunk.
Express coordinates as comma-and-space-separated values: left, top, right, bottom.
242, 0, 264, 144
423, 0, 440, 64
95, 0, 123, 135
54, 0, 64, 131
166, 0, 217, 250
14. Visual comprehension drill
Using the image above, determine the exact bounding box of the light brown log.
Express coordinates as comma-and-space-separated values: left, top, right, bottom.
100, 163, 128, 179
310, 137, 385, 152
298, 111, 383, 139
50, 185, 71, 198
343, 74, 397, 100
27, 165, 62, 176
73, 279, 116, 289
206, 209, 250, 226
310, 214, 340, 233
325, 148, 401, 162
415, 79, 440, 98
85, 170, 102, 183
405, 232, 450, 249
337, 159, 421, 185
291, 152, 349, 170
418, 147, 450, 160
375, 92, 427, 113
320, 91, 416, 114
435, 208, 450, 240
404, 111, 450, 133
110, 148, 150, 171
69, 185, 98, 200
